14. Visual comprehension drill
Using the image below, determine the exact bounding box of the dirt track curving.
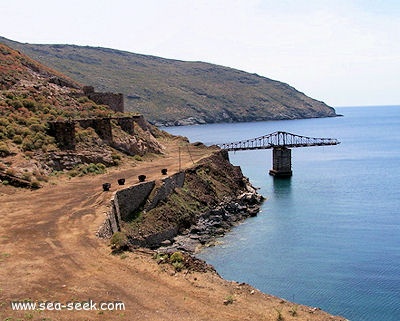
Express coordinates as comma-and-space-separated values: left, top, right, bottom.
0, 139, 346, 321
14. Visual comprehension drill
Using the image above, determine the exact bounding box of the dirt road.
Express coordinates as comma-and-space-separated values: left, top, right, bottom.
0, 139, 346, 321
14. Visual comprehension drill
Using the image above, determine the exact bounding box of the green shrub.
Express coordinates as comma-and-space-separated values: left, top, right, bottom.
0, 117, 10, 127
274, 308, 284, 321
169, 251, 184, 264
289, 305, 298, 317
15, 126, 32, 138
133, 155, 142, 161
68, 169, 79, 178
30, 180, 41, 189
223, 295, 235, 305
5, 124, 15, 138
110, 232, 128, 252
22, 99, 37, 110
112, 153, 122, 160
5, 92, 15, 100
72, 163, 107, 176
0, 143, 11, 157
78, 97, 90, 103
22, 172, 32, 181
172, 261, 184, 272
112, 153, 122, 166
13, 135, 23, 144
153, 252, 169, 264
21, 137, 35, 151
154, 251, 187, 271
28, 123, 46, 133
0, 127, 6, 140
10, 100, 23, 109
75, 127, 97, 142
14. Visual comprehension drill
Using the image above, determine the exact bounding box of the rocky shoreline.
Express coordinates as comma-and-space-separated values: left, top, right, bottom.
102, 150, 266, 254
158, 178, 264, 253
153, 113, 339, 127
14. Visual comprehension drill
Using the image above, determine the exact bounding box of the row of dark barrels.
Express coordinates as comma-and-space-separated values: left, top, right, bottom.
102, 168, 168, 191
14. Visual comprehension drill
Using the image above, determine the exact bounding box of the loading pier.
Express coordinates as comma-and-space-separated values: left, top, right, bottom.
218, 131, 340, 177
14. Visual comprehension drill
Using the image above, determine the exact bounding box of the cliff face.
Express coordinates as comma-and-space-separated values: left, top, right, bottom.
1, 37, 337, 126
98, 150, 263, 252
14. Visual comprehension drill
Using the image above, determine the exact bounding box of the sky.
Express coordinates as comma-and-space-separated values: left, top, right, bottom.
1, 0, 399, 107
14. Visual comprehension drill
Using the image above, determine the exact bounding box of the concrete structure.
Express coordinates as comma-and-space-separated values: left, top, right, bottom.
269, 147, 293, 177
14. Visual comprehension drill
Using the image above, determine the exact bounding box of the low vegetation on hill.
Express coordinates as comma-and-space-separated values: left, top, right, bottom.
1, 37, 337, 126
0, 41, 347, 321
0, 43, 164, 187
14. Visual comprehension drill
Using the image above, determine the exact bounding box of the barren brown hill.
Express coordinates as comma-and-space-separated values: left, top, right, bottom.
0, 36, 338, 126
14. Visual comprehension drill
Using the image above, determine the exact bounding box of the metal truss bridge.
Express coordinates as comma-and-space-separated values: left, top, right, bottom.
218, 131, 340, 151
218, 131, 340, 177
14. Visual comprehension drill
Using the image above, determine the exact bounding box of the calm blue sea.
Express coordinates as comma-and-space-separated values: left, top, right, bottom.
163, 106, 400, 321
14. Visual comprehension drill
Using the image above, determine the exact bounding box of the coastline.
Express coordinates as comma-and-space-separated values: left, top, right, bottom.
98, 150, 264, 252
158, 175, 264, 253
154, 113, 340, 127
95, 149, 348, 321
0, 141, 347, 321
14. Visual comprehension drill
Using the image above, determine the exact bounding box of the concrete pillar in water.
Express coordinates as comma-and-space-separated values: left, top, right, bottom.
269, 147, 293, 177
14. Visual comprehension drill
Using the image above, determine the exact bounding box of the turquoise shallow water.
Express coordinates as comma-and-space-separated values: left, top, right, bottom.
164, 106, 400, 321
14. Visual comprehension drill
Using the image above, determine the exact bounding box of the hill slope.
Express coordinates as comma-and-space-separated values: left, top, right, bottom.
0, 42, 164, 186
0, 37, 337, 126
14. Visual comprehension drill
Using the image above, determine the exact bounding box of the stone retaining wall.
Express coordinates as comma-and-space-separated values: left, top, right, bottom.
96, 150, 264, 252
144, 172, 185, 211
114, 181, 155, 221
97, 172, 185, 239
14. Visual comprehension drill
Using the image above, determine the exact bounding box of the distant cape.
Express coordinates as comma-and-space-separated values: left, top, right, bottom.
0, 36, 338, 126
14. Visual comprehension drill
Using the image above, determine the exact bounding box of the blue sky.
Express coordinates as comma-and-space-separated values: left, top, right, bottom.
1, 0, 399, 107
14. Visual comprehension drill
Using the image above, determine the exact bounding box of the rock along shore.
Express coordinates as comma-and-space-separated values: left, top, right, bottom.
100, 149, 264, 253
159, 178, 264, 253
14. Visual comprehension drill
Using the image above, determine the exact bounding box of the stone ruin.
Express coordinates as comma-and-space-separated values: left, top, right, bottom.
48, 86, 150, 150
48, 116, 141, 150
83, 86, 124, 113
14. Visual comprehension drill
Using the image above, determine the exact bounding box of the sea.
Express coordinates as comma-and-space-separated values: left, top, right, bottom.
162, 106, 400, 321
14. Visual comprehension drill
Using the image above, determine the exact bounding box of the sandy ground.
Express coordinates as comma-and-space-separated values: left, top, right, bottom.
0, 138, 347, 321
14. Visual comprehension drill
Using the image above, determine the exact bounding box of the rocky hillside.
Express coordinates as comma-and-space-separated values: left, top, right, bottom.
0, 43, 164, 187
0, 37, 337, 126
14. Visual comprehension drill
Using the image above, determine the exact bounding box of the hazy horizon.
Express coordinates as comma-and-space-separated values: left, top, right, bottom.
1, 0, 399, 107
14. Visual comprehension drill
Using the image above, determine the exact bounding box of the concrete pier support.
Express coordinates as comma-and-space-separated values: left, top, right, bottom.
269, 147, 292, 177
